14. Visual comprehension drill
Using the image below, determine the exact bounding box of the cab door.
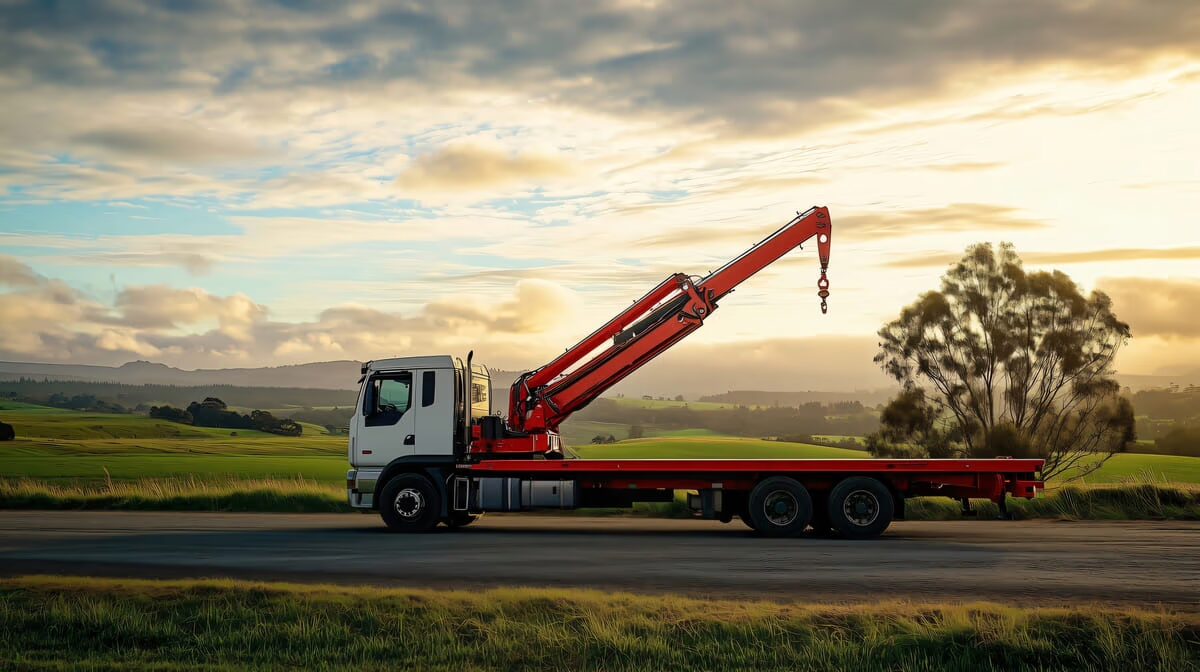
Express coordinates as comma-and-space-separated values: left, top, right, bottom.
355, 371, 416, 465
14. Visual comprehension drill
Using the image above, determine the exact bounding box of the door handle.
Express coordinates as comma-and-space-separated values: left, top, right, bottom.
404, 434, 415, 445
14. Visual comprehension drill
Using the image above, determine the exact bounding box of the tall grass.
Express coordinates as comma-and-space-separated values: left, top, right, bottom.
0, 475, 350, 513
0, 575, 1195, 671
907, 482, 1200, 521
1, 476, 1197, 520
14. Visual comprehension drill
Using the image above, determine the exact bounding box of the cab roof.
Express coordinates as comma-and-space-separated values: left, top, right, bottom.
364, 355, 490, 376
366, 355, 457, 372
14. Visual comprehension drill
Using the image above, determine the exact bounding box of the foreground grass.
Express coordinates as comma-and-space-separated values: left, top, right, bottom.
907, 482, 1200, 521
2, 477, 1198, 521
0, 476, 350, 513
0, 576, 1195, 671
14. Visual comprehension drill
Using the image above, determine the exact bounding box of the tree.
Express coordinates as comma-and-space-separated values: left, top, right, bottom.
873, 243, 1133, 480
149, 405, 193, 425
0, 420, 14, 441
629, 424, 645, 439
673, 394, 685, 402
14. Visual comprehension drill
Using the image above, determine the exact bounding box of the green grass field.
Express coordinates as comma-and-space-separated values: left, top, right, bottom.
1, 576, 1195, 671
559, 419, 717, 446
2, 402, 1198, 488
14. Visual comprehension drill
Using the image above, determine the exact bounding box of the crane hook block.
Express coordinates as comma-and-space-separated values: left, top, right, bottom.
817, 272, 830, 314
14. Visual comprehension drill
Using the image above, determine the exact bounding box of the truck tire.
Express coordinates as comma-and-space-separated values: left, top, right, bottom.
827, 477, 894, 540
379, 473, 441, 532
747, 476, 812, 537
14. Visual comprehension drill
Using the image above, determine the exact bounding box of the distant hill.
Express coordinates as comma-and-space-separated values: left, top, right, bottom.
698, 389, 896, 407
0, 359, 362, 390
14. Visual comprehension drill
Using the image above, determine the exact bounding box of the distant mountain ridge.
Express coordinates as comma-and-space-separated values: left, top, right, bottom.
0, 359, 364, 390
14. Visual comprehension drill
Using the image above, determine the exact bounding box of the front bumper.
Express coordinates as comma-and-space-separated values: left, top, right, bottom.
346, 468, 382, 509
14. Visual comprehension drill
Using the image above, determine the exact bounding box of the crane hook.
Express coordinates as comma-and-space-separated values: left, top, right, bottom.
817, 270, 830, 314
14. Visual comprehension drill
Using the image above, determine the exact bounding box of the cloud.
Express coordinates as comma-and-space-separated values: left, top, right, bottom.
84, 252, 216, 275
0, 259, 581, 368
613, 336, 892, 395
636, 202, 1044, 252
114, 286, 268, 341
837, 203, 1046, 240
395, 143, 576, 200
889, 246, 1200, 269
921, 162, 1002, 173
0, 255, 44, 287
1099, 278, 1200, 339
72, 121, 273, 164
5, 1, 1199, 141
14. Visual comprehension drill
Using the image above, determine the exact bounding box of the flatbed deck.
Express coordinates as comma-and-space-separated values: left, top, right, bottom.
464, 457, 1043, 475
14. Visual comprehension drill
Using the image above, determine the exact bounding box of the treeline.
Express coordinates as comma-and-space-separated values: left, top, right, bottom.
573, 398, 878, 438
150, 398, 302, 437
1152, 426, 1200, 457
35, 393, 130, 414
0, 379, 356, 410
1130, 387, 1200, 441
699, 389, 895, 407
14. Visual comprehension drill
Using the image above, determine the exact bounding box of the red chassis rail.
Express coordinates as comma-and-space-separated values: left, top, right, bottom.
464, 458, 1044, 504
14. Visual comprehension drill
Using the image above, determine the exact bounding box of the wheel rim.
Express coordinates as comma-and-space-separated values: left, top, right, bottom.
843, 489, 880, 527
394, 487, 425, 519
763, 490, 799, 526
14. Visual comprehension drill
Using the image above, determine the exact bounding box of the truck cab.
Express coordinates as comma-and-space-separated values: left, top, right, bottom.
347, 355, 489, 509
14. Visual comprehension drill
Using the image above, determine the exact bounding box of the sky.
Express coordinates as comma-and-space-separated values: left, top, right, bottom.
1, 0, 1199, 393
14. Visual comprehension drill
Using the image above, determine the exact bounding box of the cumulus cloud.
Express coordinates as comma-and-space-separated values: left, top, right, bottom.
396, 143, 576, 201
0, 255, 44, 287
114, 286, 268, 341
0, 259, 579, 368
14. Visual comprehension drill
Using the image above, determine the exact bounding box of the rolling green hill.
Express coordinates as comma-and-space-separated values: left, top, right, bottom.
2, 402, 1198, 486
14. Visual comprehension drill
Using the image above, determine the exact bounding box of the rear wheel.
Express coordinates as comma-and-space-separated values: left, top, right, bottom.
747, 476, 812, 537
827, 477, 894, 540
379, 473, 441, 532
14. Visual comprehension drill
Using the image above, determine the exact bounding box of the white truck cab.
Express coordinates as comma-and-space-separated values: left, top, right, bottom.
346, 355, 490, 509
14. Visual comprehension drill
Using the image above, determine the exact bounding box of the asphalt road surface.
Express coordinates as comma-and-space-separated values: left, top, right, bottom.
0, 511, 1196, 608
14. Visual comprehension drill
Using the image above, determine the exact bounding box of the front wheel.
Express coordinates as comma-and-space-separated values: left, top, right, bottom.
379, 473, 441, 532
827, 477, 894, 540
747, 476, 812, 537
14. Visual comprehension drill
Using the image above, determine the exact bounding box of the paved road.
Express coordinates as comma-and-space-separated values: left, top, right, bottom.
0, 511, 1195, 607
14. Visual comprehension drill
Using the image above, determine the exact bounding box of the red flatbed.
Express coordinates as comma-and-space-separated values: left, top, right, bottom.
464, 457, 1043, 475
463, 457, 1044, 504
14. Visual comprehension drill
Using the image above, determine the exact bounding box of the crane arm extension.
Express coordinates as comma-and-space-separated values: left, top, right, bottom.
508, 206, 832, 433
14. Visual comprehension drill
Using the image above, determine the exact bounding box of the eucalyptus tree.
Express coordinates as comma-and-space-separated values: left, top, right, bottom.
873, 243, 1134, 479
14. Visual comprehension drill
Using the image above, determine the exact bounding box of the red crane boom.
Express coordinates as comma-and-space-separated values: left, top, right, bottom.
498, 206, 832, 450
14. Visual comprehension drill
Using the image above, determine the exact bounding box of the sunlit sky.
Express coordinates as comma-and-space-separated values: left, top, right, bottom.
2, 1, 1199, 391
